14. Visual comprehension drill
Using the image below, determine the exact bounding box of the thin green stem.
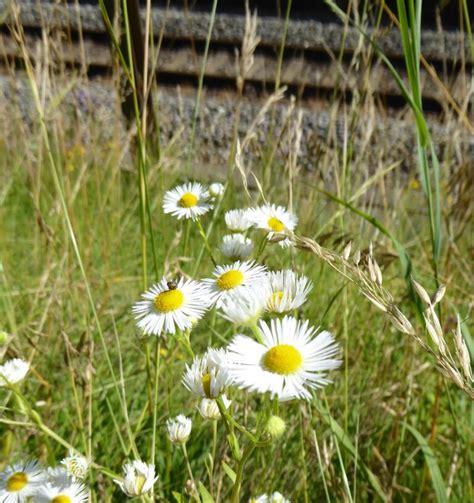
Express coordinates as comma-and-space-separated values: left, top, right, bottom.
230, 442, 256, 503
182, 443, 199, 501
195, 219, 217, 266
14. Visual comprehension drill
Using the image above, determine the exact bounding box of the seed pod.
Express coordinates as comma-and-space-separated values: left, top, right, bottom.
373, 259, 383, 286
431, 285, 446, 306
353, 250, 361, 265
342, 241, 352, 261
268, 233, 288, 243
454, 316, 473, 381
411, 278, 431, 305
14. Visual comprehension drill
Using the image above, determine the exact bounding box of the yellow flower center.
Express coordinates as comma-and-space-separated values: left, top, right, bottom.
154, 289, 185, 312
135, 475, 146, 494
216, 270, 244, 290
179, 192, 198, 208
201, 373, 212, 398
263, 344, 303, 374
268, 217, 285, 232
52, 497, 72, 503
270, 290, 284, 307
6, 472, 28, 492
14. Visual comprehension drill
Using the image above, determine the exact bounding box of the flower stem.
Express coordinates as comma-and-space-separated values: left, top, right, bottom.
182, 443, 199, 501
195, 218, 217, 266
230, 442, 256, 503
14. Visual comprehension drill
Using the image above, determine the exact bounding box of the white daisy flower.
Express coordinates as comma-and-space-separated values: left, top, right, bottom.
226, 316, 341, 401
114, 460, 157, 497
218, 289, 267, 326
32, 480, 88, 502
167, 415, 192, 444
46, 466, 72, 487
266, 270, 312, 313
209, 182, 225, 198
133, 277, 211, 336
269, 491, 290, 503
220, 234, 254, 261
247, 204, 297, 247
0, 358, 30, 386
0, 460, 47, 502
249, 492, 290, 503
224, 209, 253, 232
163, 182, 212, 220
60, 450, 89, 480
198, 395, 232, 420
182, 348, 231, 399
203, 260, 267, 307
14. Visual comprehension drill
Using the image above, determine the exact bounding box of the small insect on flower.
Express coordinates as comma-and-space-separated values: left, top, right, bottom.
227, 316, 341, 401
167, 415, 192, 444
32, 480, 89, 502
247, 204, 297, 248
0, 460, 47, 502
114, 460, 158, 497
163, 182, 213, 220
0, 358, 30, 386
133, 276, 211, 336
203, 260, 267, 307
198, 395, 232, 420
60, 450, 89, 480
224, 209, 254, 232
182, 348, 232, 399
265, 270, 313, 313
219, 288, 267, 326
220, 233, 254, 261
209, 182, 225, 198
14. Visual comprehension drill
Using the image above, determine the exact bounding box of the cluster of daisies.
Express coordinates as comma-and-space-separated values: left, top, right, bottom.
0, 181, 341, 501
0, 450, 89, 502
134, 181, 341, 405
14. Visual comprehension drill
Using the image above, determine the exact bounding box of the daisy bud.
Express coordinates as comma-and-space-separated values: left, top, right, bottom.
61, 449, 90, 480
0, 331, 8, 345
182, 348, 231, 399
114, 460, 158, 497
167, 415, 192, 444
220, 234, 254, 261
198, 396, 231, 420
265, 415, 286, 439
209, 182, 225, 198
266, 270, 312, 314
0, 358, 30, 386
225, 209, 254, 232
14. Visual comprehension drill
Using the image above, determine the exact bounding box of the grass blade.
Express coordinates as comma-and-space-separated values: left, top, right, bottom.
405, 424, 448, 503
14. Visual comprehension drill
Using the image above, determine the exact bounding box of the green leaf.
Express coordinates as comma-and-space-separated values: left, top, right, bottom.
172, 491, 184, 503
198, 482, 215, 503
405, 424, 448, 503
222, 461, 237, 483
316, 402, 388, 501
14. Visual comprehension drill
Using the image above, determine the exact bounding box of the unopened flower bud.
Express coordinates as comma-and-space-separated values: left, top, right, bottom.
265, 415, 286, 439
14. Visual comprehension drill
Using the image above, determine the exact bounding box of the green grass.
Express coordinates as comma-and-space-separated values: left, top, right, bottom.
0, 1, 473, 502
